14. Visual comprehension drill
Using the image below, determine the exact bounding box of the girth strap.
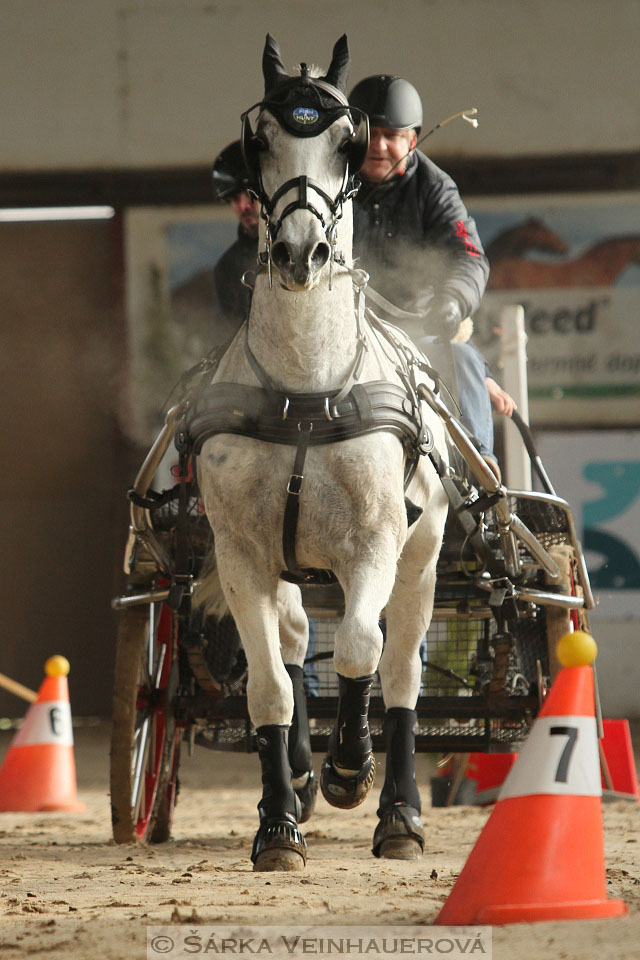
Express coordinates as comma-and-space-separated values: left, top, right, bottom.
282, 423, 314, 580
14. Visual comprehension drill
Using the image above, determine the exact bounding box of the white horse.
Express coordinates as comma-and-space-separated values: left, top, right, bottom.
191, 34, 449, 871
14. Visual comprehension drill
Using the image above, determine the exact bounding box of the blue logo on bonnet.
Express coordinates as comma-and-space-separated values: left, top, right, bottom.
293, 106, 319, 125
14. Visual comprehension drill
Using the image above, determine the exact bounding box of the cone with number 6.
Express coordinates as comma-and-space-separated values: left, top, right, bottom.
0, 656, 84, 812
436, 631, 627, 924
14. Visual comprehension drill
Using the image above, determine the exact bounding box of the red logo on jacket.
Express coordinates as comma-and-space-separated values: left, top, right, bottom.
455, 220, 480, 257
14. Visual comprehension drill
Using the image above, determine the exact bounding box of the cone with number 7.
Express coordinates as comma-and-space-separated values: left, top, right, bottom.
436, 631, 627, 924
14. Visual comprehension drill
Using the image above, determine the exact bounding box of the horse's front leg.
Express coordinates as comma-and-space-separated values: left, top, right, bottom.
372, 512, 445, 861
215, 546, 306, 872
320, 530, 401, 810
277, 581, 317, 823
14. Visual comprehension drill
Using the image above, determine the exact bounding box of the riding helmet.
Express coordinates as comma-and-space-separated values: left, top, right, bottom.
212, 140, 250, 200
348, 75, 423, 134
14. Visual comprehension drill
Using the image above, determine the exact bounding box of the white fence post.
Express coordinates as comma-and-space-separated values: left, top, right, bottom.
500, 304, 532, 490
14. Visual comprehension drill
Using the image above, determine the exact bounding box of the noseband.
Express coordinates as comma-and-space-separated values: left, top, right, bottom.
240, 73, 369, 287
258, 169, 359, 286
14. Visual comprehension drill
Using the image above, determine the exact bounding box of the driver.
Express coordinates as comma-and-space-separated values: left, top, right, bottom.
349, 75, 515, 477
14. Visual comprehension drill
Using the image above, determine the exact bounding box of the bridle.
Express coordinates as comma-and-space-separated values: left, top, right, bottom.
240, 74, 369, 287
257, 166, 360, 288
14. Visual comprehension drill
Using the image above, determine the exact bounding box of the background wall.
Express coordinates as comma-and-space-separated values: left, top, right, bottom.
0, 218, 133, 717
1, 0, 639, 171
0, 0, 638, 719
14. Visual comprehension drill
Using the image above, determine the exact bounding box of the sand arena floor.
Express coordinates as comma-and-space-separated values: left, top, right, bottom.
0, 722, 638, 960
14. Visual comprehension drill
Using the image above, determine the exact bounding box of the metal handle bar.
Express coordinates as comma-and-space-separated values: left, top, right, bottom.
510, 410, 556, 496
417, 382, 560, 580
124, 401, 186, 575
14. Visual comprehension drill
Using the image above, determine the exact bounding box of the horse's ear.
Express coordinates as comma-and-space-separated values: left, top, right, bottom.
324, 34, 350, 93
263, 34, 289, 93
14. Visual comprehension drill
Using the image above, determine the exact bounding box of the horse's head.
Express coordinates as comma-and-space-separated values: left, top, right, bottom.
241, 35, 369, 292
523, 218, 569, 256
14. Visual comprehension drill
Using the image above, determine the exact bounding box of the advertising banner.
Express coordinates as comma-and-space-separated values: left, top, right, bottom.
536, 430, 640, 619
470, 193, 640, 410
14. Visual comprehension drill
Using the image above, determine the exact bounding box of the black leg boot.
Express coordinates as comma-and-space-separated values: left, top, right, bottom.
284, 664, 317, 823
320, 674, 376, 809
372, 707, 424, 859
251, 724, 306, 871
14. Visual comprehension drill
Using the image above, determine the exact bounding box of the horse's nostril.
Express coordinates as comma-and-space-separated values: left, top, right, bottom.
310, 242, 330, 269
271, 241, 292, 268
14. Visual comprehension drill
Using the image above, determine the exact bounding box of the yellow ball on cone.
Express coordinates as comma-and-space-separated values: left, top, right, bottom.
556, 631, 598, 668
44, 655, 70, 677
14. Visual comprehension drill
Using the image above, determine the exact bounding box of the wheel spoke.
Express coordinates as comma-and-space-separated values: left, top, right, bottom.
132, 715, 151, 820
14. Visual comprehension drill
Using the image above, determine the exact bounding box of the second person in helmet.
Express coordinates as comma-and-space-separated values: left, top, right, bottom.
211, 140, 261, 344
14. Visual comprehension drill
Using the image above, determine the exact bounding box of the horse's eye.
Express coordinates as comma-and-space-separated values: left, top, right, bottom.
253, 135, 268, 152
339, 136, 353, 153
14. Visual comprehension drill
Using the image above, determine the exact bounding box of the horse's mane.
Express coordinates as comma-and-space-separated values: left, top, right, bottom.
294, 63, 324, 78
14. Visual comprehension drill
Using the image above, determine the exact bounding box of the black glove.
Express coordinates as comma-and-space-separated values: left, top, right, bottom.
422, 295, 462, 341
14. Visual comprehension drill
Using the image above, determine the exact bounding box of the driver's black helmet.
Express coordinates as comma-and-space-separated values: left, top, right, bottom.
348, 75, 423, 134
212, 140, 250, 200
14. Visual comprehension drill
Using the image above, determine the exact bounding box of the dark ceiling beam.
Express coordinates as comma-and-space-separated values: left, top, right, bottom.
0, 167, 215, 208
0, 152, 639, 207
446, 150, 640, 195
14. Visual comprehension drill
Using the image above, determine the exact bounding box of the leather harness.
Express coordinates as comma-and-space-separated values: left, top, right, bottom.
177, 298, 439, 585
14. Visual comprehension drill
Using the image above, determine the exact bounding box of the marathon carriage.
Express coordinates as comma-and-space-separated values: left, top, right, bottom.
109, 35, 593, 868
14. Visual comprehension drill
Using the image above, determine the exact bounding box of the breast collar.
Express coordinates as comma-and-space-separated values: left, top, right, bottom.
181, 324, 432, 475
177, 278, 436, 584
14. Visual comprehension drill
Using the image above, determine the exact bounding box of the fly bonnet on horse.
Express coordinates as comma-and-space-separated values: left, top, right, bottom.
241, 34, 369, 180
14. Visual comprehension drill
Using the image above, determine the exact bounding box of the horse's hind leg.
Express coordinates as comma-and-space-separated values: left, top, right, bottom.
214, 547, 306, 872
278, 581, 317, 822
373, 705, 423, 859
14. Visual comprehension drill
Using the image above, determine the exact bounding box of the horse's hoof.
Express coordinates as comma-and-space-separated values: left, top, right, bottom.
251, 817, 307, 872
294, 769, 318, 824
378, 836, 423, 860
253, 847, 306, 872
320, 754, 376, 809
372, 804, 424, 859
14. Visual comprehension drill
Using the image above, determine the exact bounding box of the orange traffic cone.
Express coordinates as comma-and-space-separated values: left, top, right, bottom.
436, 631, 627, 924
0, 656, 85, 812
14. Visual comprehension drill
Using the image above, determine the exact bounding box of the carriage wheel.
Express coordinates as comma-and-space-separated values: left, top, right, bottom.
110, 602, 182, 843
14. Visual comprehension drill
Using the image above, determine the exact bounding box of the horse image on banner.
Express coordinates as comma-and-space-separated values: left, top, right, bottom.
488, 235, 640, 289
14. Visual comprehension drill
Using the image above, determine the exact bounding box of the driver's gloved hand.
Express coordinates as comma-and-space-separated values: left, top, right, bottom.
422, 295, 462, 342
